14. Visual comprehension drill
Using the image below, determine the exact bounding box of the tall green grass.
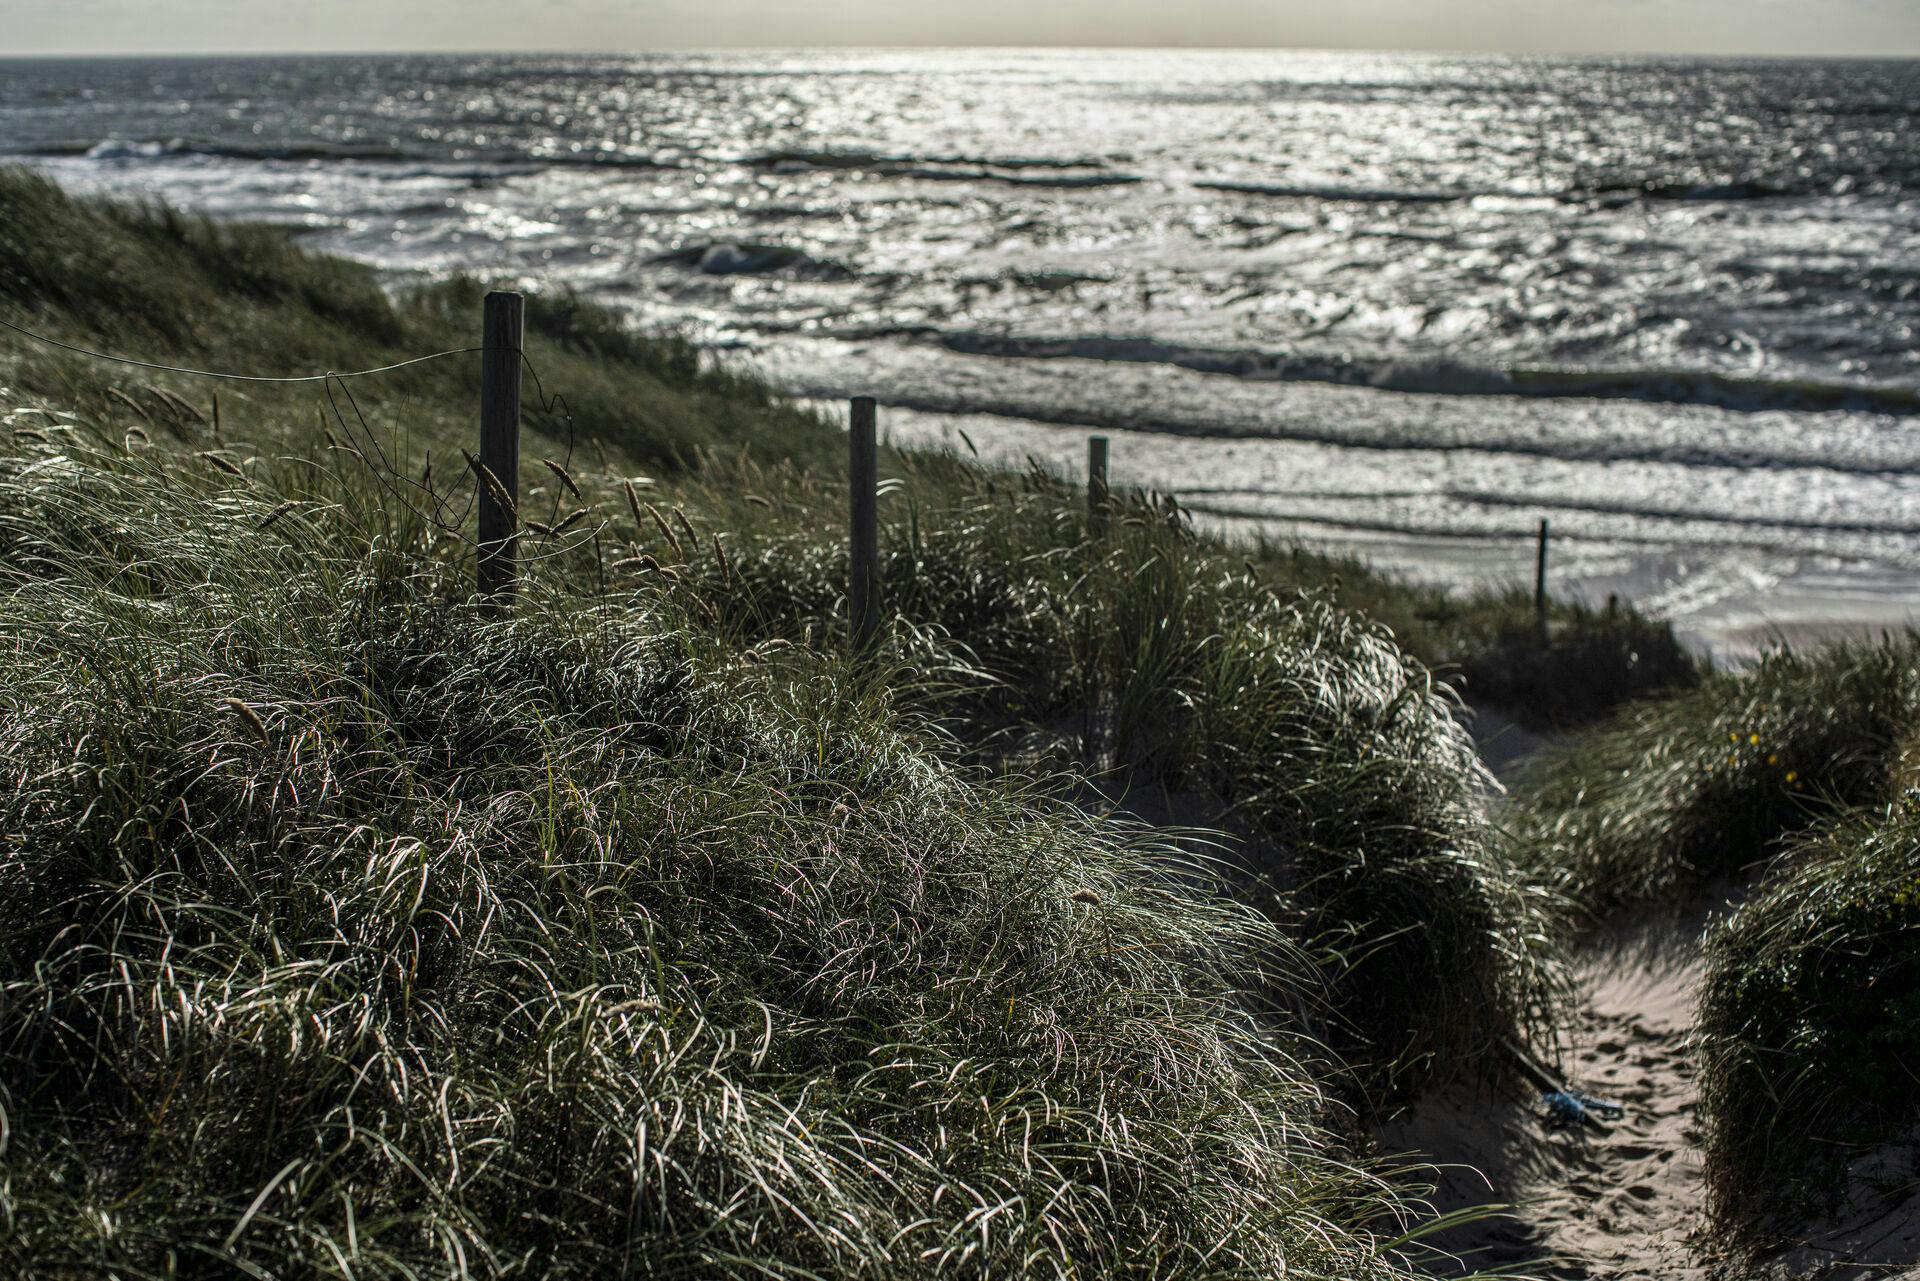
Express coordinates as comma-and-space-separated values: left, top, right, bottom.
0, 431, 1437, 1279
0, 162, 1757, 1271
691, 475, 1565, 1094
0, 167, 1693, 1111
1697, 800, 1920, 1233
1509, 637, 1920, 918
1506, 618, 1920, 1237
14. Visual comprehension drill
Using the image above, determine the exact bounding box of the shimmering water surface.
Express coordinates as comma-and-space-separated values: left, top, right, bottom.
4, 50, 1918, 652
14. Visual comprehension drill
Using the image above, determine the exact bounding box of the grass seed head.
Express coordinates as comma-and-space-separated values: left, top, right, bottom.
646, 501, 683, 557
541, 456, 582, 498
221, 696, 269, 744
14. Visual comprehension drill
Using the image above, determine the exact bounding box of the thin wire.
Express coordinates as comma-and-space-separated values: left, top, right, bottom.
321, 374, 473, 542
5, 309, 607, 560
0, 314, 483, 384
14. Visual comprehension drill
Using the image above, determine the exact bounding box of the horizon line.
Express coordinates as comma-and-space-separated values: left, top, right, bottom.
5, 43, 1920, 62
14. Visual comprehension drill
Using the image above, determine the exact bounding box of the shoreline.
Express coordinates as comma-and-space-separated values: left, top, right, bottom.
15, 134, 1920, 660
14, 150, 1919, 666
866, 399, 1920, 667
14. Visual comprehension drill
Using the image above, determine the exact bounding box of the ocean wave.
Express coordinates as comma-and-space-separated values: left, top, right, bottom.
1173, 499, 1881, 555
1195, 180, 1468, 204
651, 241, 854, 281
905, 331, 1920, 418
745, 149, 1138, 188
56, 138, 423, 163
1197, 175, 1886, 206
1448, 489, 1920, 538
522, 150, 683, 172
746, 149, 1110, 172
19, 137, 681, 173
907, 167, 1141, 189
836, 382, 1920, 478
1589, 178, 1808, 202
1011, 270, 1112, 291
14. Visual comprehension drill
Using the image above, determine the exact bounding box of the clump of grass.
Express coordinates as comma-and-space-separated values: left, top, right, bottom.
1509, 636, 1920, 918
1237, 544, 1699, 732
0, 430, 1441, 1277
1697, 799, 1920, 1233
2, 169, 1581, 1100
1076, 512, 1565, 1094
698, 472, 1565, 1095
1450, 596, 1699, 730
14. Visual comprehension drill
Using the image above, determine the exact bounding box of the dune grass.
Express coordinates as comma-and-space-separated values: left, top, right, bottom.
1447, 596, 1699, 731
0, 164, 1612, 1276
1503, 613, 1920, 1238
0, 431, 1452, 1279
0, 167, 1594, 1094
1507, 636, 1920, 919
0, 167, 846, 483
691, 474, 1565, 1093
1696, 799, 1920, 1234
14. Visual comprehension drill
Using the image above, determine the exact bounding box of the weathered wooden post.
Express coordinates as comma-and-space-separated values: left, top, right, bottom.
478, 290, 524, 604
849, 396, 880, 652
1534, 517, 1551, 643
1088, 435, 1110, 536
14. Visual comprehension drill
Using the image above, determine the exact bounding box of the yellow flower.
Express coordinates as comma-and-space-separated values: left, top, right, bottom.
1749, 734, 1760, 746
1729, 732, 1739, 743
1767, 754, 1778, 765
1785, 771, 1798, 783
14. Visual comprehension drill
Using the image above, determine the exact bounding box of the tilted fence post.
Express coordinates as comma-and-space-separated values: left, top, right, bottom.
849, 396, 880, 652
478, 290, 524, 604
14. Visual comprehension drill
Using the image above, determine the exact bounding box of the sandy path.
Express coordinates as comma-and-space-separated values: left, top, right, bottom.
1379, 911, 1714, 1280
1377, 707, 1717, 1278
1382, 883, 1920, 1281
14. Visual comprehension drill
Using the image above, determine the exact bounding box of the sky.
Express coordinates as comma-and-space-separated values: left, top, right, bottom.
5, 0, 1919, 58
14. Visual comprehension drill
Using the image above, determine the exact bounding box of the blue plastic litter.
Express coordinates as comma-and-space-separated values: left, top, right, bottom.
1541, 1090, 1626, 1128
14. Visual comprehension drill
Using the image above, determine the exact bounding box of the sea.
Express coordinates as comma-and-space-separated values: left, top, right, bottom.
3, 49, 1917, 655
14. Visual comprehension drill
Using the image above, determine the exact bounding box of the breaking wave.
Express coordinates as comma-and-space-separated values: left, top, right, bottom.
906, 331, 1920, 418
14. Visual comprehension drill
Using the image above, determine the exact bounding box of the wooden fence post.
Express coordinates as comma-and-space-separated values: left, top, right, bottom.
849, 396, 880, 652
478, 290, 524, 604
1088, 435, 1110, 536
1534, 517, 1550, 643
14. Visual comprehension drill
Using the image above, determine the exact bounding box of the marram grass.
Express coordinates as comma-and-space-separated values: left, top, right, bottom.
683, 474, 1567, 1095
1508, 636, 1920, 919
0, 165, 1587, 1112
0, 163, 1691, 735
1697, 799, 1920, 1233
0, 432, 1447, 1278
